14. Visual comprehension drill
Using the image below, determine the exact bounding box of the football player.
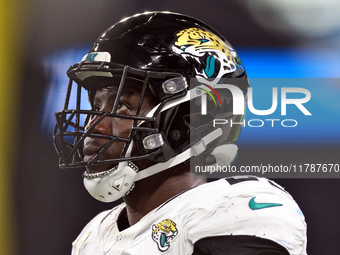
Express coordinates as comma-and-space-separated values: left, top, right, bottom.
53, 11, 307, 255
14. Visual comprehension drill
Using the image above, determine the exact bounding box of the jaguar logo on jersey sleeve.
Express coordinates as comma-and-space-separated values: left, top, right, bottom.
151, 219, 178, 252
171, 27, 237, 85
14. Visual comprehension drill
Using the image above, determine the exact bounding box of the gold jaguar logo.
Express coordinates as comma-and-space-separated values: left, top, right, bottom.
171, 27, 237, 85
151, 219, 178, 252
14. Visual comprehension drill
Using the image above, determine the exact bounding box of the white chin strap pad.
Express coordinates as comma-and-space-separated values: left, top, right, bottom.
83, 161, 138, 203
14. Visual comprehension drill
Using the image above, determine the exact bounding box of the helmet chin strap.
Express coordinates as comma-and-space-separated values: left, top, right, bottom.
136, 143, 238, 181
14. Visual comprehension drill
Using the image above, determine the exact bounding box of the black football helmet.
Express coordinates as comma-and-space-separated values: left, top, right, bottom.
53, 11, 249, 202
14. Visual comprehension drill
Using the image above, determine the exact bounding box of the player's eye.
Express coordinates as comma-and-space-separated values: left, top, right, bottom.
91, 103, 101, 112
116, 102, 129, 113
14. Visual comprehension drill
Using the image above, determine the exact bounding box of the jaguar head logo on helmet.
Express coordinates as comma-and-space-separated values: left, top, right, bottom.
171, 27, 238, 85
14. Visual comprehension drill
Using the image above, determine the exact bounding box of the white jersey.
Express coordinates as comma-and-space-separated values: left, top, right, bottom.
72, 176, 307, 255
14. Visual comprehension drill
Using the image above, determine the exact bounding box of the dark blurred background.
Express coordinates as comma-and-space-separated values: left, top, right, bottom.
1, 0, 339, 254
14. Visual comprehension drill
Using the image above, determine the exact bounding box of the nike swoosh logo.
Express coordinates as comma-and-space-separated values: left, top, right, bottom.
249, 196, 283, 210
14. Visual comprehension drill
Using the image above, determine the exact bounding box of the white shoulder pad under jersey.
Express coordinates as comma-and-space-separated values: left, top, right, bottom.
72, 176, 307, 255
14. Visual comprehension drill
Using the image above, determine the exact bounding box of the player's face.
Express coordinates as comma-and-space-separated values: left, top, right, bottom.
82, 81, 156, 174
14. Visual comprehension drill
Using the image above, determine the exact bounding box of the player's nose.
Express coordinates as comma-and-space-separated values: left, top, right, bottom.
85, 114, 112, 135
